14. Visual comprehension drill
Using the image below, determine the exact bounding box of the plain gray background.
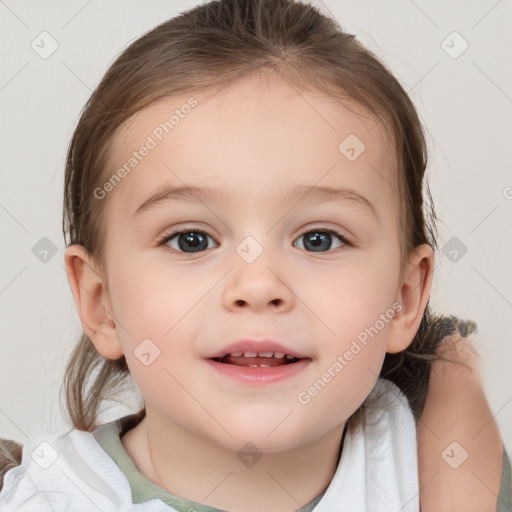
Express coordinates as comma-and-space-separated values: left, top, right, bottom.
1, 0, 511, 452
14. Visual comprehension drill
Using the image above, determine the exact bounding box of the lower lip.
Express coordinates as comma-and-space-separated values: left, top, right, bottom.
204, 358, 310, 385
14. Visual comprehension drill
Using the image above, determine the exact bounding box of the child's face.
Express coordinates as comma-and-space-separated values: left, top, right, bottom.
99, 72, 413, 451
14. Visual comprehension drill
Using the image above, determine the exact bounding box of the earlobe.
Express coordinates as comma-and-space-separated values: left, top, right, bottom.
387, 244, 435, 354
64, 244, 124, 360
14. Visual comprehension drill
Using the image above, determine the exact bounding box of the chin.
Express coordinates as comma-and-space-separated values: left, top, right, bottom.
210, 416, 319, 454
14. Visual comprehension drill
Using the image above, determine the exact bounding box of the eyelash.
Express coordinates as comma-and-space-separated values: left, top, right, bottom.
156, 226, 354, 253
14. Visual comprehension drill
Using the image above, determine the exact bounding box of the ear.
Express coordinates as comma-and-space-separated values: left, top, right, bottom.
64, 244, 124, 360
386, 244, 434, 354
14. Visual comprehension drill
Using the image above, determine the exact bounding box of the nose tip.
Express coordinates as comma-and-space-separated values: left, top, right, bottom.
223, 262, 295, 313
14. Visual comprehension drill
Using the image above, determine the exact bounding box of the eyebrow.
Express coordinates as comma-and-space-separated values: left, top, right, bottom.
133, 183, 379, 221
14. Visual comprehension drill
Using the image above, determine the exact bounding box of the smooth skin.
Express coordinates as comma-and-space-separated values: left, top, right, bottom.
418, 333, 504, 511
65, 70, 503, 511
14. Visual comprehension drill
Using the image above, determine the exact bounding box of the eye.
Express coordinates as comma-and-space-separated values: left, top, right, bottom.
294, 228, 352, 253
157, 226, 352, 254
157, 229, 218, 253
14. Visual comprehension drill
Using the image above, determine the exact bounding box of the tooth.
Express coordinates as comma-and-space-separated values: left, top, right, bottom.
230, 352, 243, 357
258, 352, 273, 357
248, 364, 258, 367
258, 364, 270, 367
244, 352, 258, 357
274, 352, 285, 358
286, 355, 295, 360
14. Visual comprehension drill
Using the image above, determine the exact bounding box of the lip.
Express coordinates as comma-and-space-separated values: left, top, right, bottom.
204, 338, 311, 385
204, 338, 309, 360
205, 358, 311, 384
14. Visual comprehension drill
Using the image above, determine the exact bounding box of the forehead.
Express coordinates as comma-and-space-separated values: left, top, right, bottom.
103, 72, 397, 219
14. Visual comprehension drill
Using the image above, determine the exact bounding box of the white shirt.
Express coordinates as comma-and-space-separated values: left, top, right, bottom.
0, 378, 419, 511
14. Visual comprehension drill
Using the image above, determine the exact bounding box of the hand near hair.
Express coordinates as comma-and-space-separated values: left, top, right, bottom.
417, 333, 507, 512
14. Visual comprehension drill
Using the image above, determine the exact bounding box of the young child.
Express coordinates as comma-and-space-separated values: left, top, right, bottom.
0, 0, 509, 510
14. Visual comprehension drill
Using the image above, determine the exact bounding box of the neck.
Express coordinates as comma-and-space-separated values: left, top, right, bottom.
121, 408, 346, 512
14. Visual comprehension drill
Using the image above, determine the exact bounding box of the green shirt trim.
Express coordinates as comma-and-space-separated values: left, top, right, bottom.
497, 449, 511, 512
92, 413, 325, 511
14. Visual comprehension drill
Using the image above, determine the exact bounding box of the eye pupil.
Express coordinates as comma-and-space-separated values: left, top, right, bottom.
179, 232, 208, 252
310, 233, 322, 246
304, 232, 331, 252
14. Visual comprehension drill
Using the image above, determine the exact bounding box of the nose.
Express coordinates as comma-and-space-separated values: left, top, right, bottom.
222, 256, 296, 313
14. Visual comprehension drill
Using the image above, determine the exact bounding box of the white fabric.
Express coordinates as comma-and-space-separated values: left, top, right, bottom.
0, 378, 419, 511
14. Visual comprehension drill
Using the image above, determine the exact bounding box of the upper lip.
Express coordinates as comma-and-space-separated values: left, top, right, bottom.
205, 338, 310, 359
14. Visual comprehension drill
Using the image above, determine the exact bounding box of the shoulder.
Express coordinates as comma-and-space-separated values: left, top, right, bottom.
362, 377, 417, 428
365, 379, 419, 508
360, 378, 418, 457
0, 427, 133, 511
316, 378, 420, 512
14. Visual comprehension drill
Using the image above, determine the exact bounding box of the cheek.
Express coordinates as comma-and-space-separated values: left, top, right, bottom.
296, 321, 389, 433
294, 255, 398, 409
107, 256, 210, 378
108, 255, 206, 341
301, 253, 400, 337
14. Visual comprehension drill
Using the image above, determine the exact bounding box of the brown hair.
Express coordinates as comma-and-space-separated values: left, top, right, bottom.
0, 0, 478, 488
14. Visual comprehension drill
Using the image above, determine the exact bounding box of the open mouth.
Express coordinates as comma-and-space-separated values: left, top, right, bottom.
210, 351, 303, 368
